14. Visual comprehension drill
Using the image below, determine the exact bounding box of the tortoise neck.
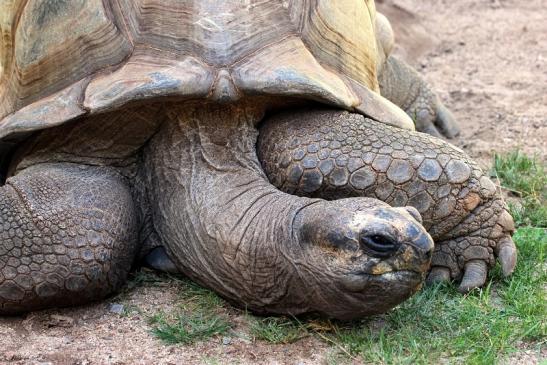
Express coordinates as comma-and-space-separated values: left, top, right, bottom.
163, 102, 266, 174
144, 101, 313, 309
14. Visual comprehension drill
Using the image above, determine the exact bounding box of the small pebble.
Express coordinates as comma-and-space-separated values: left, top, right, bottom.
222, 336, 232, 345
109, 303, 124, 315
48, 314, 74, 328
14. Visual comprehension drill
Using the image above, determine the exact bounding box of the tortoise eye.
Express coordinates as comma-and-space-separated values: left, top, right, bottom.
359, 233, 400, 258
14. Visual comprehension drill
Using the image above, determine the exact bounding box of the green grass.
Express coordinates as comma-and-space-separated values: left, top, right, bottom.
138, 271, 231, 345
249, 316, 304, 344
176, 278, 226, 311
492, 150, 546, 227
149, 311, 231, 345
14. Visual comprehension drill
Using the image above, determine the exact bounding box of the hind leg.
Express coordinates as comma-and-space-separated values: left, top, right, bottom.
379, 55, 461, 139
0, 163, 138, 314
259, 109, 516, 292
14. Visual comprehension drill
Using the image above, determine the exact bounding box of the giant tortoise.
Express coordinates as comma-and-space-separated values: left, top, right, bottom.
0, 0, 516, 319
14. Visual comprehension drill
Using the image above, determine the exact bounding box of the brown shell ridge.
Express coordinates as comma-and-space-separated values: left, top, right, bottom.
0, 78, 89, 141
0, 0, 28, 120
299, 0, 379, 91
108, 0, 136, 48
231, 36, 359, 109
0, 0, 133, 121
84, 55, 215, 113
1, 0, 415, 142
113, 1, 300, 68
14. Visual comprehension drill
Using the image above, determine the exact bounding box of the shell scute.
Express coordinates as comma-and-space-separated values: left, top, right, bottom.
84, 56, 213, 113
1, 0, 131, 119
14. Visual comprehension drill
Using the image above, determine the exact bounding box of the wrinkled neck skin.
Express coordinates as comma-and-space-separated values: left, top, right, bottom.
144, 102, 426, 319
145, 103, 313, 310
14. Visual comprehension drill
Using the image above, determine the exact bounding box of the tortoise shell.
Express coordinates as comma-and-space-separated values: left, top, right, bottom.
0, 0, 412, 143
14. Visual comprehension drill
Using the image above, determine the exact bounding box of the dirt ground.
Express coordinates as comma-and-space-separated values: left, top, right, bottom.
1, 0, 545, 364
381, 0, 546, 167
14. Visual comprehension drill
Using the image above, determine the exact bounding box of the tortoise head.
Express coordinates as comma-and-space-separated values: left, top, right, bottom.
287, 198, 432, 319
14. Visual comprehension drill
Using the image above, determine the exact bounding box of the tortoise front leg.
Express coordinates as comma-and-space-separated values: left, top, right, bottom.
379, 55, 461, 139
0, 163, 138, 314
258, 109, 516, 292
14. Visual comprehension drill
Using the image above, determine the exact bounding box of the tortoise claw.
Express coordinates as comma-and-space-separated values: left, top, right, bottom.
458, 260, 488, 293
426, 266, 451, 286
412, 98, 460, 140
497, 237, 517, 277
434, 101, 460, 138
419, 121, 443, 138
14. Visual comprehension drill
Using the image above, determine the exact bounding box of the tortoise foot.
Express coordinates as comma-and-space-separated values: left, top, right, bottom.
143, 246, 179, 274
429, 200, 517, 292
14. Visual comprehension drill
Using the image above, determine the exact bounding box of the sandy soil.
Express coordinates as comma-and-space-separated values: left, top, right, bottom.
381, 0, 546, 167
1, 0, 545, 364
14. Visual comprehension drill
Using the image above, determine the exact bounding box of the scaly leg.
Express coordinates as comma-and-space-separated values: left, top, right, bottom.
0, 163, 138, 314
379, 55, 461, 138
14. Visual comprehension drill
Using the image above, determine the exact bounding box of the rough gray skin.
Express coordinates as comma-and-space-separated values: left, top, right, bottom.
379, 55, 461, 139
0, 57, 517, 317
258, 108, 516, 292
0, 101, 434, 319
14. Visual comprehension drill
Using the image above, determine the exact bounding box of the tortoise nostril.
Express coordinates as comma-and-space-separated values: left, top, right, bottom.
359, 233, 401, 258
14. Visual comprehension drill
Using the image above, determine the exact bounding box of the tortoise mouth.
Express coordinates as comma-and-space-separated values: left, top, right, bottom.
354, 269, 424, 283
340, 269, 423, 293
367, 269, 422, 280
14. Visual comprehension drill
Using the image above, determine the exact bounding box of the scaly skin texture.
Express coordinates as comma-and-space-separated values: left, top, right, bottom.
378, 55, 461, 138
11, 106, 165, 261
142, 103, 433, 319
0, 103, 433, 318
258, 108, 516, 292
0, 163, 137, 314
0, 107, 158, 314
